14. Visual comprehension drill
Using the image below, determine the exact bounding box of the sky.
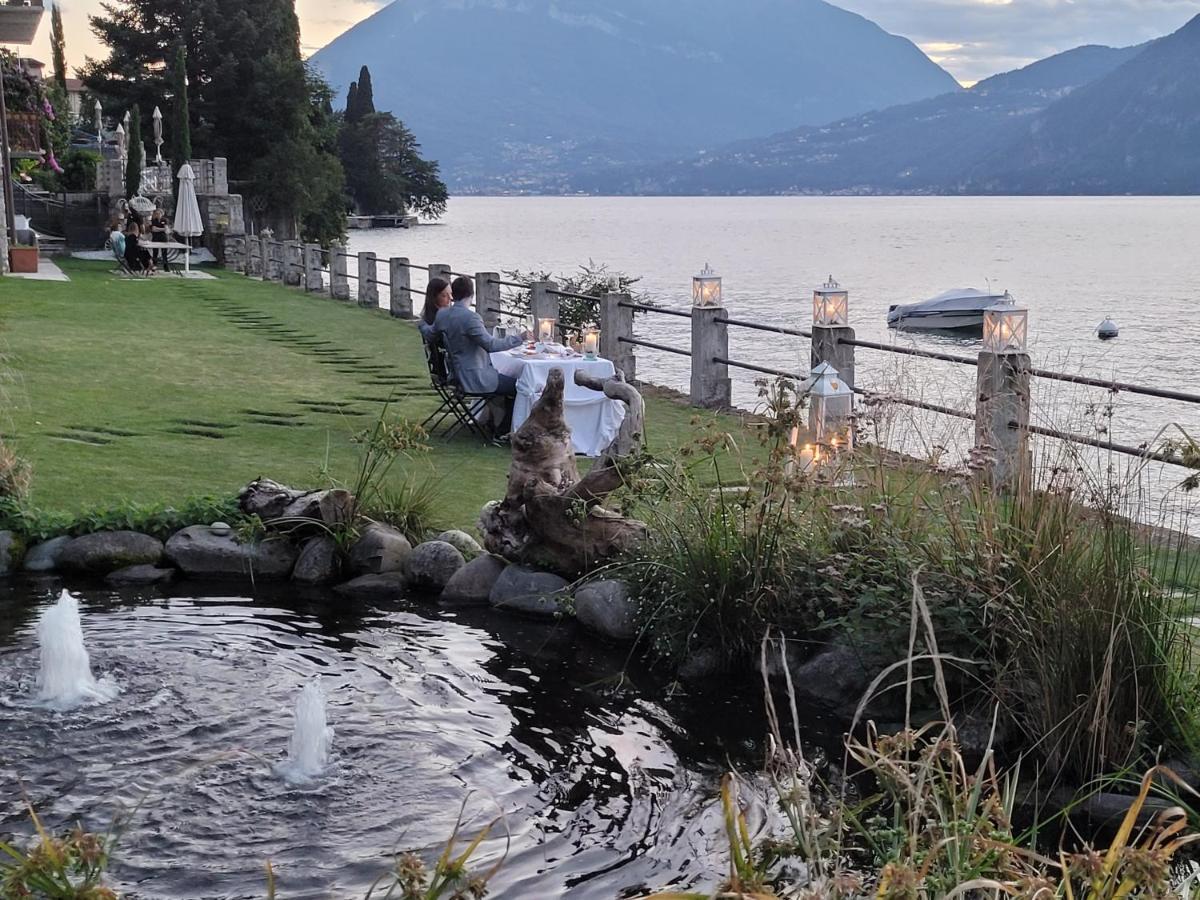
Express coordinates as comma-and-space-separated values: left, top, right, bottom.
20, 0, 1200, 88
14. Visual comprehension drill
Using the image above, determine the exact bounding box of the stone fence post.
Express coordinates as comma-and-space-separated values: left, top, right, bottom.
428, 263, 452, 295
358, 251, 379, 308
810, 325, 856, 391
390, 258, 413, 318
246, 239, 260, 277
690, 305, 730, 409
477, 272, 501, 331
304, 244, 324, 293
258, 236, 271, 282
975, 351, 1032, 490
531, 281, 559, 340
600, 292, 636, 382
330, 243, 349, 300
269, 241, 285, 282
283, 241, 303, 287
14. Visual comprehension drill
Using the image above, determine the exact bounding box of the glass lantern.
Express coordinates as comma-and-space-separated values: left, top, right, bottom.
813, 276, 849, 328
692, 263, 723, 308
537, 317, 557, 345
982, 301, 1028, 354
805, 362, 855, 452
583, 325, 600, 360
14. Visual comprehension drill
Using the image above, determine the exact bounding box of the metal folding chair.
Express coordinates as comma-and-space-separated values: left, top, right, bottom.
420, 336, 492, 440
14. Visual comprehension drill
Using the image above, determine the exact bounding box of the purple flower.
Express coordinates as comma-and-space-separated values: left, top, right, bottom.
42, 98, 55, 120
45, 149, 64, 174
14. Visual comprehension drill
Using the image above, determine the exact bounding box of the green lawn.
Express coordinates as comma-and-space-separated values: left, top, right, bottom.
0, 259, 744, 530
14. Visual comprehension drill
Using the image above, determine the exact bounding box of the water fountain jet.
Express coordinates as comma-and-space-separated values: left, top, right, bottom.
35, 590, 119, 709
277, 680, 333, 784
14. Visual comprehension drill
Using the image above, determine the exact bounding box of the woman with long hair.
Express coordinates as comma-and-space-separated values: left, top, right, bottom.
419, 277, 452, 340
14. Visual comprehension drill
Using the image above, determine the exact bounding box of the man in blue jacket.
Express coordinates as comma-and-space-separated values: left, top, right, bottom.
434, 276, 527, 396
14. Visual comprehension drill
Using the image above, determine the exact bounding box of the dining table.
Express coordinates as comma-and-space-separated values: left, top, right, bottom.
491, 345, 626, 457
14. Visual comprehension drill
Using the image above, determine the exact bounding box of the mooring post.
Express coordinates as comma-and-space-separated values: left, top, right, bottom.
975, 351, 1032, 490
358, 251, 378, 308
390, 257, 412, 318
477, 272, 501, 330
601, 292, 636, 382
690, 305, 731, 409
304, 244, 324, 293
530, 281, 560, 340
330, 243, 349, 300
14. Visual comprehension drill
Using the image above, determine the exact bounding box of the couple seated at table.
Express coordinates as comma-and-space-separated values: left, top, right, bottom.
420, 275, 532, 398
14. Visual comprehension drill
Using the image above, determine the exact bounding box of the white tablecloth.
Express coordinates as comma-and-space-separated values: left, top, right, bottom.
491, 350, 626, 457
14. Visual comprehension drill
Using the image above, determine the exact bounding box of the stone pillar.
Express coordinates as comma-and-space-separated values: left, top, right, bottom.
477, 272, 501, 330
304, 244, 324, 293
690, 305, 731, 409
428, 263, 452, 296
259, 236, 271, 282
358, 251, 379, 308
601, 292, 636, 382
975, 351, 1032, 491
283, 241, 303, 286
390, 258, 413, 318
810, 326, 856, 390
269, 242, 285, 282
330, 243, 350, 300
531, 281, 560, 340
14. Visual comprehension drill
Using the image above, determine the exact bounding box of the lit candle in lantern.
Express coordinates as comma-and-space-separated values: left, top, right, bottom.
538, 317, 556, 344
583, 326, 600, 360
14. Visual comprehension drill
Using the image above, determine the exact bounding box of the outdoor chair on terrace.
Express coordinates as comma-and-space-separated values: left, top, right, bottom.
421, 335, 491, 441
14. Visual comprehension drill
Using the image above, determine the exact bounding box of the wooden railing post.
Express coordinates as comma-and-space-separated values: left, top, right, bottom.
304, 244, 324, 293
390, 257, 413, 318
531, 281, 559, 339
477, 272, 501, 330
810, 326, 855, 390
601, 292, 635, 382
358, 251, 378, 308
330, 243, 349, 300
691, 305, 730, 409
975, 351, 1032, 490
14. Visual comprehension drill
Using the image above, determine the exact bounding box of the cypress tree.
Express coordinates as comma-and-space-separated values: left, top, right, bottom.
356, 66, 374, 116
124, 105, 143, 198
50, 3, 67, 92
170, 45, 191, 170
345, 80, 360, 121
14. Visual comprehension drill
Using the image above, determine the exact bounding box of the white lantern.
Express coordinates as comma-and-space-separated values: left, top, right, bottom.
583, 325, 600, 360
692, 263, 722, 308
537, 317, 557, 344
813, 275, 849, 328
983, 298, 1028, 354
805, 362, 855, 452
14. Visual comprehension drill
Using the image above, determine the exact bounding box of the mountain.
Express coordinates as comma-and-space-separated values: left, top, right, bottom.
969, 15, 1200, 193
310, 0, 960, 191
585, 41, 1149, 195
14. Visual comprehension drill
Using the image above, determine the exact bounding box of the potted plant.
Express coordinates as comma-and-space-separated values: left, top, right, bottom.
9, 244, 39, 273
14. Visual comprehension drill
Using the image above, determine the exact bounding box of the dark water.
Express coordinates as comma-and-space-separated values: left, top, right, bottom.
0, 578, 818, 899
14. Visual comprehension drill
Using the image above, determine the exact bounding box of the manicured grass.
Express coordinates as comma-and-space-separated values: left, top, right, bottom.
0, 259, 742, 529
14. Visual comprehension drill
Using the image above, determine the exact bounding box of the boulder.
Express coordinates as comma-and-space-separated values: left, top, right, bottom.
58, 531, 163, 575
440, 554, 507, 606
348, 524, 412, 575
105, 564, 177, 586
164, 524, 297, 580
0, 530, 24, 576
574, 579, 638, 642
292, 536, 340, 584
779, 642, 889, 717
435, 530, 483, 561
333, 573, 407, 601
405, 541, 465, 592
22, 536, 72, 572
678, 647, 723, 681
239, 478, 314, 519
488, 565, 570, 617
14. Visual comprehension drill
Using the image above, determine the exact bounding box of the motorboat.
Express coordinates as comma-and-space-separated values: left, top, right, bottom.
887, 288, 1013, 333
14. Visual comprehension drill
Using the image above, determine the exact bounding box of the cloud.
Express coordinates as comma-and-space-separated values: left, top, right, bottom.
836, 0, 1200, 83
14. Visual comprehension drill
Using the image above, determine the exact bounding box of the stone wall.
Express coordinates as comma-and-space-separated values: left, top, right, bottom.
221, 234, 249, 272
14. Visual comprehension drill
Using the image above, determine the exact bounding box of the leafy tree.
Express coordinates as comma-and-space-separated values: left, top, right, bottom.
124, 104, 142, 197
338, 66, 446, 218
169, 44, 190, 196
50, 3, 68, 92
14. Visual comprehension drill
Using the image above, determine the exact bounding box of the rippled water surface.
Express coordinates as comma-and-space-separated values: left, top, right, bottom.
0, 580, 802, 899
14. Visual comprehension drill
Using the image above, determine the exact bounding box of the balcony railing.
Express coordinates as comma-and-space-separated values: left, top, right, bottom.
0, 0, 45, 45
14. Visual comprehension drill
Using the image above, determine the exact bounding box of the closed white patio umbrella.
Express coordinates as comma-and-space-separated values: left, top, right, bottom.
174, 163, 205, 277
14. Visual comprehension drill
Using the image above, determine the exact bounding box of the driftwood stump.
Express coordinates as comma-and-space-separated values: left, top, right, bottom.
480, 368, 648, 576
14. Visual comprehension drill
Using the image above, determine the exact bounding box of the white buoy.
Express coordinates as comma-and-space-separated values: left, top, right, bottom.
1097, 318, 1119, 340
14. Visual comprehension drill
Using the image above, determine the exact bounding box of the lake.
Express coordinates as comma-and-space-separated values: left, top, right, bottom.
349, 196, 1200, 529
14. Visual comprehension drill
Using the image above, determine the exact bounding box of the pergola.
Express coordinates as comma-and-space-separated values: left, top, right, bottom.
0, 0, 46, 248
